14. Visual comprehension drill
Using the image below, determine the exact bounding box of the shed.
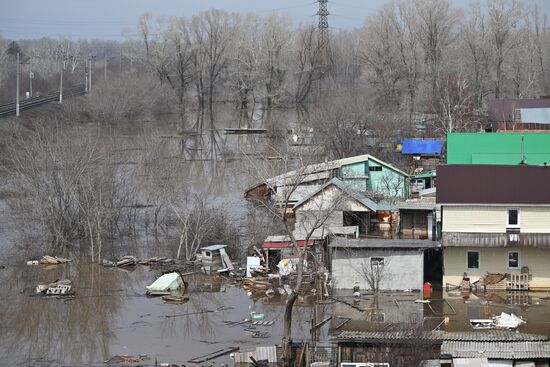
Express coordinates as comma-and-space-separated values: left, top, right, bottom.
199, 244, 234, 274
329, 237, 439, 290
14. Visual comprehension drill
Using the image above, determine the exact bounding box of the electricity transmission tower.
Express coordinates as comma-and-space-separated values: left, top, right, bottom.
316, 0, 330, 51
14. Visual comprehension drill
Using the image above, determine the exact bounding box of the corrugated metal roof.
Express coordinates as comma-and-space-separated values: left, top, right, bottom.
437, 165, 550, 205
234, 346, 278, 363
402, 140, 443, 155
335, 330, 548, 342
329, 237, 439, 249
293, 177, 380, 211
441, 232, 550, 249
442, 340, 550, 359
396, 197, 436, 210
266, 154, 409, 188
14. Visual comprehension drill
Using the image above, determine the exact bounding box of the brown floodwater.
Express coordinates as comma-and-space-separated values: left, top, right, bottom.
0, 261, 330, 366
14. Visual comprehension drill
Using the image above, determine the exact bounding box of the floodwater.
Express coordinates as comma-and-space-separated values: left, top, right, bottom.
0, 262, 330, 366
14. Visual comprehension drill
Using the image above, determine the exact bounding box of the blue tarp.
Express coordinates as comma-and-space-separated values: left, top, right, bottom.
401, 140, 442, 155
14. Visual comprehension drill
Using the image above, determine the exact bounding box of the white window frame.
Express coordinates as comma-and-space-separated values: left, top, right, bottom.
507, 208, 520, 229
507, 251, 521, 270
466, 251, 480, 270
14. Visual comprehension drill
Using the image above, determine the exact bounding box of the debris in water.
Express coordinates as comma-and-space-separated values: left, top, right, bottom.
104, 354, 149, 364
35, 279, 72, 295
39, 255, 71, 265
162, 295, 189, 304
146, 272, 185, 296
188, 346, 239, 363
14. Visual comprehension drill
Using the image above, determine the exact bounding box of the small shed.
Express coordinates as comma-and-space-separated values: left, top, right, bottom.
199, 244, 234, 274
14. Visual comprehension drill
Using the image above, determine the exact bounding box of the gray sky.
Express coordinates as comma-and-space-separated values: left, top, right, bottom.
1, 0, 549, 41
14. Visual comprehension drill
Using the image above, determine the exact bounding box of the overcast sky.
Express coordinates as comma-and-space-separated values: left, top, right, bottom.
1, 0, 549, 41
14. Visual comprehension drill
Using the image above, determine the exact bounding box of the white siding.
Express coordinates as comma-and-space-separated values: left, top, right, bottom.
442, 205, 550, 233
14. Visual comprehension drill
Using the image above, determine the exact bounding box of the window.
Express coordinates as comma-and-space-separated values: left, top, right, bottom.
369, 166, 382, 171
370, 312, 385, 323
467, 251, 479, 269
371, 257, 385, 266
507, 208, 520, 228
507, 251, 520, 269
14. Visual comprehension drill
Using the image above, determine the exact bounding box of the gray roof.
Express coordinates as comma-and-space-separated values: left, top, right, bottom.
293, 177, 380, 211
329, 237, 440, 249
200, 244, 227, 251
442, 340, 550, 359
396, 197, 436, 210
335, 330, 548, 342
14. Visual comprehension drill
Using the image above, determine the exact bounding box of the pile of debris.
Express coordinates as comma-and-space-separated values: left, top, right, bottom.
35, 279, 73, 296
470, 312, 525, 330
27, 255, 71, 266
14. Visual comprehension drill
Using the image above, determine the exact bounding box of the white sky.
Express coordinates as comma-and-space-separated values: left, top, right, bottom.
1, 0, 549, 41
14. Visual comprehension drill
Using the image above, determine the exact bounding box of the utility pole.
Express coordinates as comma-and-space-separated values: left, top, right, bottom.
104, 56, 108, 81
16, 52, 20, 117
29, 67, 34, 98
88, 55, 93, 92
59, 52, 64, 104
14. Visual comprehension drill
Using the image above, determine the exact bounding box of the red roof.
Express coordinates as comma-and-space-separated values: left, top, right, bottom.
262, 240, 314, 249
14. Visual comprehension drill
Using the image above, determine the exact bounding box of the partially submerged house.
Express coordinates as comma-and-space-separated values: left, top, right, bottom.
446, 132, 550, 165
329, 237, 439, 290
292, 177, 382, 237
244, 154, 410, 208
437, 165, 550, 290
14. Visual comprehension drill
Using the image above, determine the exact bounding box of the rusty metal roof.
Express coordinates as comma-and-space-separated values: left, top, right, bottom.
442, 340, 550, 359
437, 165, 550, 205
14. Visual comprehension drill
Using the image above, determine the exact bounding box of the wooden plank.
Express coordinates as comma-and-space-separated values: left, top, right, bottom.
188, 346, 239, 363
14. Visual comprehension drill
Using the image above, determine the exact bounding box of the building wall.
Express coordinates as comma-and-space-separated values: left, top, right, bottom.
442, 205, 550, 233
331, 248, 424, 290
339, 161, 368, 192
367, 160, 407, 199
446, 132, 550, 165
338, 159, 408, 198
295, 210, 343, 231
443, 247, 550, 289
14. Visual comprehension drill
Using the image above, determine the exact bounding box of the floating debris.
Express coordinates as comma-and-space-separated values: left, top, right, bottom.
34, 255, 72, 265
104, 354, 149, 364
146, 272, 185, 296
188, 346, 239, 363
162, 295, 189, 304
35, 279, 72, 295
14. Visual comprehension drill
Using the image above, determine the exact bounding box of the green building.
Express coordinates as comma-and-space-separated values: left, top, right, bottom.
337, 155, 409, 199
447, 132, 550, 165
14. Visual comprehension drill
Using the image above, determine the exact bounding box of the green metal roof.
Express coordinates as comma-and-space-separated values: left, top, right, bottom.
413, 170, 436, 179
447, 132, 550, 165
